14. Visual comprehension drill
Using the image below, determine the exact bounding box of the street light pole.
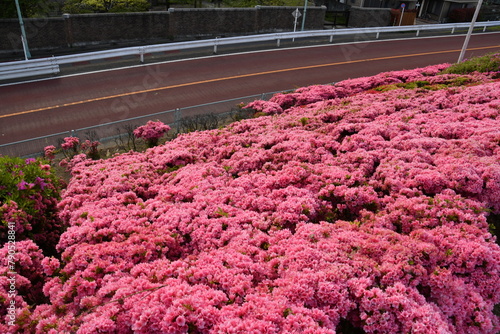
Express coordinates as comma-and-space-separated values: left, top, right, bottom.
300, 0, 308, 31
14, 0, 31, 60
457, 0, 483, 63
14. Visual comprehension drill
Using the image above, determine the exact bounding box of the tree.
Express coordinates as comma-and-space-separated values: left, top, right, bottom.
62, 0, 150, 13
222, 0, 306, 7
0, 0, 54, 18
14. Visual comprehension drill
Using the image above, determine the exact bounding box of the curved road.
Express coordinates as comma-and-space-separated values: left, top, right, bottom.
1, 33, 499, 146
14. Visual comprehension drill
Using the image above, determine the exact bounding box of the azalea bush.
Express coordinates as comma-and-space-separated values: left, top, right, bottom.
61, 136, 101, 160
0, 156, 65, 333
0, 156, 65, 253
133, 120, 171, 148
0, 240, 60, 333
60, 137, 80, 153
45, 137, 102, 169
43, 146, 56, 161
11, 61, 497, 333
2, 55, 500, 333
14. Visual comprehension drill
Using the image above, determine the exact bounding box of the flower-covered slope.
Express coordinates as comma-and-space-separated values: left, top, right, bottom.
23, 64, 500, 333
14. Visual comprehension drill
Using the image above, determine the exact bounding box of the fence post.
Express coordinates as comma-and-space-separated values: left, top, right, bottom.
174, 108, 181, 124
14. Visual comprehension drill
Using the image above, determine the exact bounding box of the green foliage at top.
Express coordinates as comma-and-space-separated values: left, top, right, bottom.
222, 0, 309, 7
373, 78, 473, 93
0, 0, 55, 18
63, 0, 150, 13
443, 52, 500, 74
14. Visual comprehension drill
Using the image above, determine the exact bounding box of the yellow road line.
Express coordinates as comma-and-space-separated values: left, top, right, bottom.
1, 44, 499, 120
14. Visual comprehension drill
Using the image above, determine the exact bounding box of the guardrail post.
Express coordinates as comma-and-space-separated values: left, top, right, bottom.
214, 37, 219, 54
276, 34, 281, 47
139, 47, 145, 64
51, 56, 60, 75
416, 29, 420, 37
376, 32, 380, 39
451, 27, 455, 34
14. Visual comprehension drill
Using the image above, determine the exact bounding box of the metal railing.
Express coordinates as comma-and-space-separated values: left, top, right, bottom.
0, 91, 279, 158
0, 58, 60, 80
1, 20, 499, 80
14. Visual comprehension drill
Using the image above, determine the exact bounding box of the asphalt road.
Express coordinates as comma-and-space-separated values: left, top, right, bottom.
1, 32, 499, 147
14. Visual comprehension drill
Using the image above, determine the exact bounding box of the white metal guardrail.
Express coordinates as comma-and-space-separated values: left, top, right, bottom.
0, 58, 60, 80
1, 20, 499, 81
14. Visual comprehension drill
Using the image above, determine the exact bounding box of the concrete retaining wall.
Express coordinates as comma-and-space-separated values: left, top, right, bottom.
1, 6, 326, 58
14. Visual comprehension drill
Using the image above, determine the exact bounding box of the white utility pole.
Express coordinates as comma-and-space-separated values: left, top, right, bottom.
14, 0, 31, 59
458, 0, 484, 63
301, 0, 308, 31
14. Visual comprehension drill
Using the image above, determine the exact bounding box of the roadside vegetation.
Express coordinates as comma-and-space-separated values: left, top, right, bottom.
1, 0, 315, 17
443, 52, 500, 74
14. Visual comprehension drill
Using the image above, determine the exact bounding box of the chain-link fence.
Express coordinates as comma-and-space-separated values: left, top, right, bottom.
0, 91, 279, 158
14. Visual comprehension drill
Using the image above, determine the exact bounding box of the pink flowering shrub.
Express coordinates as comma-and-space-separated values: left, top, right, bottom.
60, 136, 79, 152
80, 140, 100, 160
0, 156, 65, 332
43, 146, 56, 161
8, 62, 500, 333
0, 156, 65, 252
54, 137, 101, 162
0, 240, 59, 333
133, 120, 171, 147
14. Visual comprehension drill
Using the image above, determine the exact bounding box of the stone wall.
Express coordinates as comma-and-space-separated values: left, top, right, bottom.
254, 6, 325, 33
348, 7, 392, 27
167, 8, 255, 37
2, 17, 67, 53
0, 6, 326, 58
67, 12, 171, 46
